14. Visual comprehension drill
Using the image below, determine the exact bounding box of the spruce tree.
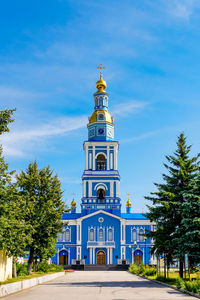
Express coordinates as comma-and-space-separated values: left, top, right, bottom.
174, 172, 200, 267
16, 161, 65, 273
145, 133, 199, 278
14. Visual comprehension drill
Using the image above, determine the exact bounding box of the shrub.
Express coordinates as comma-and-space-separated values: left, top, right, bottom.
36, 261, 64, 273
16, 263, 28, 276
144, 266, 157, 276
176, 277, 185, 289
185, 280, 200, 294
138, 263, 145, 275
129, 264, 139, 274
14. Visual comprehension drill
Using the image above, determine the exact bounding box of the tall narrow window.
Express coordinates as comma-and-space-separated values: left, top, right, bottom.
108, 229, 113, 241
65, 228, 70, 242
99, 228, 103, 241
139, 229, 144, 241
132, 230, 136, 241
90, 230, 94, 241
97, 189, 105, 200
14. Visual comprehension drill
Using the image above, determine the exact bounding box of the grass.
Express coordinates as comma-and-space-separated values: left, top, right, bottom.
0, 271, 63, 285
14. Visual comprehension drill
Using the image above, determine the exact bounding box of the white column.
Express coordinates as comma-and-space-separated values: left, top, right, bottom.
83, 181, 86, 197
85, 145, 88, 170
68, 249, 70, 264
89, 181, 92, 197
57, 250, 59, 265
93, 248, 95, 264
89, 153, 92, 169
107, 146, 110, 170
92, 146, 95, 170
110, 248, 113, 264
110, 153, 113, 169
107, 248, 110, 264
90, 248, 92, 264
116, 181, 119, 197
110, 182, 113, 197
114, 146, 117, 170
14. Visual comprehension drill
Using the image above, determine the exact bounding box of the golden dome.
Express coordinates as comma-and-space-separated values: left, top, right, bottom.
89, 109, 113, 124
71, 198, 76, 208
126, 199, 131, 207
96, 75, 107, 93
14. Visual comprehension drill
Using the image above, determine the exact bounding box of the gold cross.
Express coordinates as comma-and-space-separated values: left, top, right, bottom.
72, 192, 75, 199
97, 64, 105, 77
127, 192, 130, 199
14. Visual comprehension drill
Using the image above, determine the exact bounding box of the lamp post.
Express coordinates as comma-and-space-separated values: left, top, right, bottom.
144, 236, 147, 267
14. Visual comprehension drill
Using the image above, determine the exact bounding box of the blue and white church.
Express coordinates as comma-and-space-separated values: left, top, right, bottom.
53, 69, 155, 267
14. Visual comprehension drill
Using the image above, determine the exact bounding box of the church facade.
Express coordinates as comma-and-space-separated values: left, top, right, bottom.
52, 70, 155, 266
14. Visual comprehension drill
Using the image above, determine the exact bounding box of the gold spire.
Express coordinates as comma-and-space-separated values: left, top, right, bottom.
71, 192, 76, 208
96, 64, 107, 92
126, 192, 132, 207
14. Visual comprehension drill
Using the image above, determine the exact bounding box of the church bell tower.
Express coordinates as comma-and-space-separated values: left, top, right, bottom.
81, 65, 121, 215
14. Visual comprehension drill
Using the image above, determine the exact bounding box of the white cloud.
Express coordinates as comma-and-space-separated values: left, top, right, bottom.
0, 86, 42, 101
0, 100, 147, 158
167, 0, 198, 20
112, 101, 147, 116
0, 115, 87, 157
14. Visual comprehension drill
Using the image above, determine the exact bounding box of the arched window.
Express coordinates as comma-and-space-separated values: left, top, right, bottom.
99, 228, 103, 241
96, 154, 106, 170
65, 228, 70, 242
89, 229, 94, 241
108, 229, 113, 241
97, 189, 105, 200
139, 229, 144, 241
132, 230, 137, 241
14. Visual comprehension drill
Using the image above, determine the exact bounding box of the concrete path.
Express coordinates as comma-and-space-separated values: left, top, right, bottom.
1, 271, 196, 300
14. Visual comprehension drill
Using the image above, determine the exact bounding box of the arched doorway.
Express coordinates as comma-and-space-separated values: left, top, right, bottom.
59, 250, 68, 265
134, 249, 143, 265
97, 250, 106, 265
97, 188, 105, 200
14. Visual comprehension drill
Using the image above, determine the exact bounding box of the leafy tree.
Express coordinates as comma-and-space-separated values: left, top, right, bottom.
0, 109, 15, 135
16, 161, 65, 273
0, 147, 29, 277
174, 172, 200, 267
145, 133, 199, 278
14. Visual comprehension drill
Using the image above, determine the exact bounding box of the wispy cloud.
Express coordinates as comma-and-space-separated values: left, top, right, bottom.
0, 100, 147, 157
0, 115, 87, 157
112, 101, 147, 117
0, 86, 43, 101
167, 0, 198, 20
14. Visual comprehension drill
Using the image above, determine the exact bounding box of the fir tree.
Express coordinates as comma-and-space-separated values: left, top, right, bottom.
174, 172, 200, 267
0, 109, 15, 134
16, 161, 65, 273
145, 133, 199, 278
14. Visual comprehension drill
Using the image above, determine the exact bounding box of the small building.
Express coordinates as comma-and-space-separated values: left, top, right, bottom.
0, 251, 12, 282
52, 70, 155, 266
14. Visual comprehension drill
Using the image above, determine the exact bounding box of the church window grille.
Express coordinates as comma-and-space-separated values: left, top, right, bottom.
96, 154, 106, 170
99, 228, 103, 241
65, 228, 71, 242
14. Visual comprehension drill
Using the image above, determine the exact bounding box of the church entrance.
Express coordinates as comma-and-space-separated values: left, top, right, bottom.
59, 250, 68, 265
134, 249, 143, 265
97, 250, 106, 265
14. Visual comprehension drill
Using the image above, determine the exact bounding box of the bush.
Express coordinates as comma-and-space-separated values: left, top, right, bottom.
144, 266, 157, 276
16, 263, 28, 276
36, 261, 64, 273
129, 264, 138, 274
185, 280, 200, 294
176, 277, 185, 289
138, 263, 145, 275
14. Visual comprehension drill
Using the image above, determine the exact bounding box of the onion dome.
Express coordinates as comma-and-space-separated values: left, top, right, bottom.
89, 109, 113, 124
126, 197, 131, 207
96, 75, 107, 93
71, 194, 76, 208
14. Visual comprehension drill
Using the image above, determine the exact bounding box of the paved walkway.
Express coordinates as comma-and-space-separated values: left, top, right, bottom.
1, 271, 196, 300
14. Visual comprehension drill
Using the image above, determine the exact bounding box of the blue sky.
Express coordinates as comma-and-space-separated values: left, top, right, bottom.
0, 0, 200, 212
